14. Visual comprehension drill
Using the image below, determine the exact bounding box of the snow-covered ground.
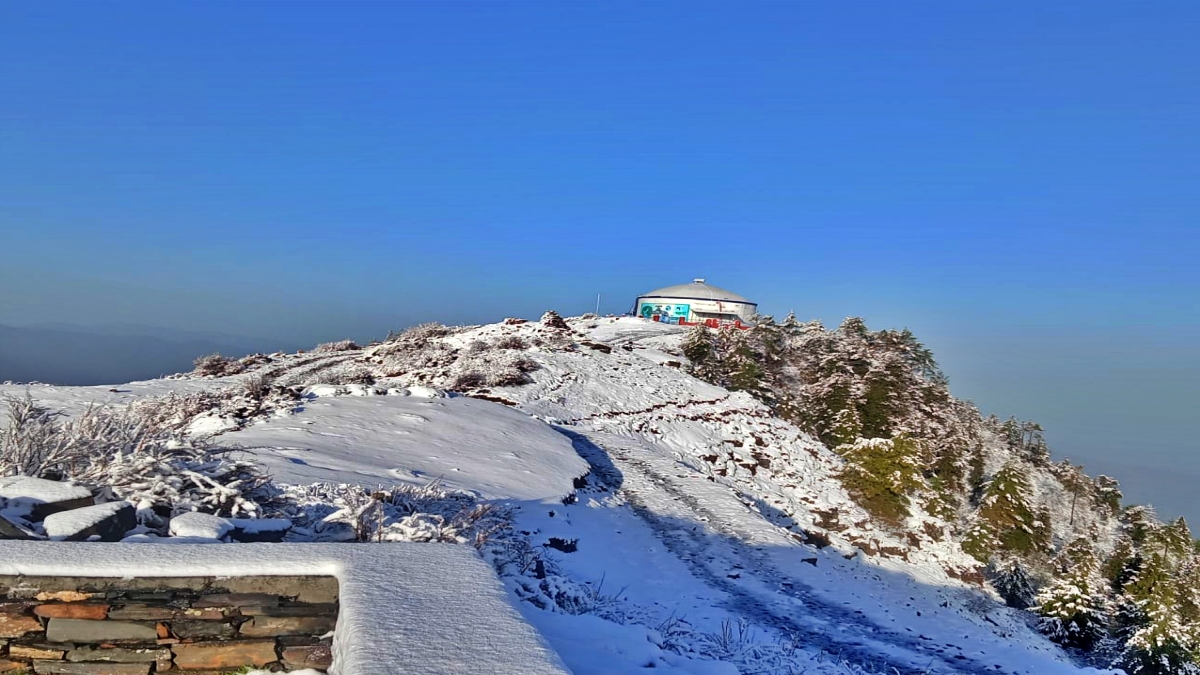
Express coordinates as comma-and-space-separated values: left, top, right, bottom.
0, 317, 1120, 675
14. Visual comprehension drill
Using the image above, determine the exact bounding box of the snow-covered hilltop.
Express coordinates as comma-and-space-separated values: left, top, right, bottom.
1, 313, 1194, 674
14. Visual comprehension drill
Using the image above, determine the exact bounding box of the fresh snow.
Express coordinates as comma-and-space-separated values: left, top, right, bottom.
169, 511, 234, 539
0, 475, 93, 509
0, 317, 1125, 675
42, 501, 129, 540
0, 541, 569, 675
221, 392, 587, 501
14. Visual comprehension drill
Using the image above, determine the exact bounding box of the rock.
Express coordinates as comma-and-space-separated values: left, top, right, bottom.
32, 663, 151, 675
540, 310, 569, 329
0, 513, 39, 540
106, 605, 228, 622
281, 643, 333, 670
217, 577, 339, 605
239, 615, 336, 637
191, 593, 278, 609
240, 603, 337, 617
0, 601, 37, 615
0, 477, 94, 520
45, 619, 158, 643
227, 518, 292, 543
42, 502, 136, 542
34, 604, 109, 620
164, 620, 236, 639
0, 613, 43, 638
65, 645, 171, 663
2, 659, 29, 674
167, 512, 232, 540
9, 643, 67, 659
170, 639, 279, 670
35, 592, 93, 603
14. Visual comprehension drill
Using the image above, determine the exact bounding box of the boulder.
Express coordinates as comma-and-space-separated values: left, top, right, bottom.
168, 512, 232, 540
0, 476, 94, 520
228, 518, 292, 543
42, 502, 136, 542
0, 512, 39, 540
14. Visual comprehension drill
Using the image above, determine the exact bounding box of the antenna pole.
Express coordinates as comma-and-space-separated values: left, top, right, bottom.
595, 293, 601, 315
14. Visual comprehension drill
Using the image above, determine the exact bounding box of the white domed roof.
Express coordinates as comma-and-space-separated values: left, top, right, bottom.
639, 279, 755, 305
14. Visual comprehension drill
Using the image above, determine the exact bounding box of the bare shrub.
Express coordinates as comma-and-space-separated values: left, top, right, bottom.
377, 342, 457, 378
396, 322, 452, 342
449, 371, 487, 391
193, 353, 244, 377
466, 340, 491, 354
315, 339, 361, 353
128, 390, 234, 433
494, 335, 527, 350
275, 480, 504, 544
0, 394, 269, 517
241, 372, 275, 400
445, 352, 538, 390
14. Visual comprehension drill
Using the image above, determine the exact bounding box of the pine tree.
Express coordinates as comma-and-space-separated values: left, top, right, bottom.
781, 310, 800, 331
1115, 556, 1198, 675
990, 558, 1039, 609
835, 435, 924, 526
1036, 540, 1111, 651
971, 463, 1050, 558
681, 325, 713, 368
1112, 551, 1200, 674
725, 328, 765, 395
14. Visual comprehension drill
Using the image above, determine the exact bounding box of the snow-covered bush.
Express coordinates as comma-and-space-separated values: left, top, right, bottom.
494, 335, 527, 350
393, 322, 454, 342
241, 372, 274, 400
193, 353, 244, 377
273, 481, 504, 544
314, 339, 361, 353
0, 394, 269, 518
446, 352, 538, 391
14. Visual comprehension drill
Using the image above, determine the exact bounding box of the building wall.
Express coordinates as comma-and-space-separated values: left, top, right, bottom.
636, 297, 756, 324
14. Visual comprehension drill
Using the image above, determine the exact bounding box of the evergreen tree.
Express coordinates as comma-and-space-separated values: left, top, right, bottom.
681, 325, 713, 369
1094, 475, 1124, 516
781, 310, 800, 331
1036, 539, 1111, 651
835, 435, 924, 526
725, 328, 766, 396
1115, 555, 1198, 675
989, 558, 1039, 609
970, 463, 1050, 559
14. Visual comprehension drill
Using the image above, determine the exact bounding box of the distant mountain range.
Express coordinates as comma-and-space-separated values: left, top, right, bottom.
0, 323, 282, 385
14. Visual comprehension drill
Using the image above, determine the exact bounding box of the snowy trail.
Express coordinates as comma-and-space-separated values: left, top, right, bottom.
560, 427, 1000, 675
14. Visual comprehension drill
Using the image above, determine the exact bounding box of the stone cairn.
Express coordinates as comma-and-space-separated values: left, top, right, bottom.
0, 575, 337, 675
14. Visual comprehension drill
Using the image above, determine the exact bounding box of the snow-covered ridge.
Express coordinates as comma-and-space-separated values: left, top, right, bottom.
0, 315, 1124, 674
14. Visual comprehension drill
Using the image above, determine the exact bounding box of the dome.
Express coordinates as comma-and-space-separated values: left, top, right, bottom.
638, 278, 754, 305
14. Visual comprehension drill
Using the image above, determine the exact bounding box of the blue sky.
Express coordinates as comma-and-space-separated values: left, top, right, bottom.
1, 3, 1197, 517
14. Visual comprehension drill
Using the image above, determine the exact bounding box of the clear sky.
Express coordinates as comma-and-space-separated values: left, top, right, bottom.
1, 3, 1197, 517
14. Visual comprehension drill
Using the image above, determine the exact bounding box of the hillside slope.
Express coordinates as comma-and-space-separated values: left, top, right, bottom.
3, 315, 1185, 674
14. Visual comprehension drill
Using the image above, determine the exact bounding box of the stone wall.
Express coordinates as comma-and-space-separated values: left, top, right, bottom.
0, 576, 337, 675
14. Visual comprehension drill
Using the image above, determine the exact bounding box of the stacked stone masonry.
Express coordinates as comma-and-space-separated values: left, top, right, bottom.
0, 576, 337, 675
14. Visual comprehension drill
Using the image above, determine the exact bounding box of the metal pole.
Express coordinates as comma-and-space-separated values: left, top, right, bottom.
595, 293, 601, 315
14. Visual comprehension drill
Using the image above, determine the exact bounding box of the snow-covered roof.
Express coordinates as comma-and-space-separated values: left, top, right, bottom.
0, 541, 569, 675
637, 279, 755, 305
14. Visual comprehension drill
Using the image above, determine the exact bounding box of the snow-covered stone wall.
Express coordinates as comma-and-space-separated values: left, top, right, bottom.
0, 574, 338, 674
